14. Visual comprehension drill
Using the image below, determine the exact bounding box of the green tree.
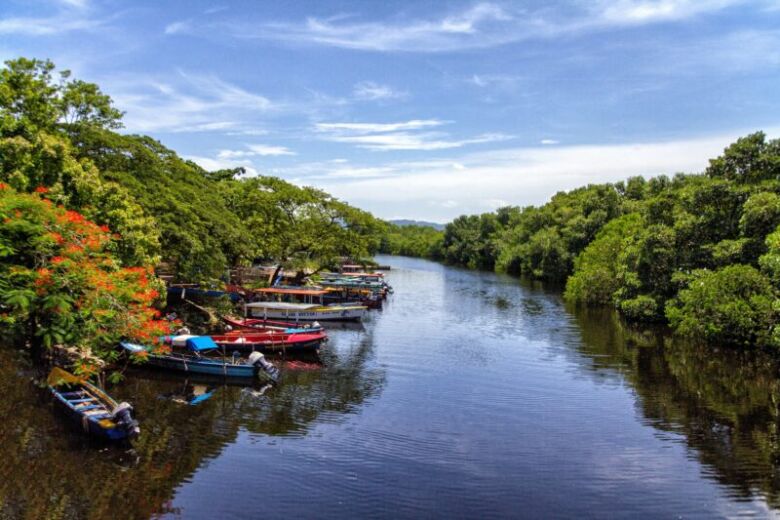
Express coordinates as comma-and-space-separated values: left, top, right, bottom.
665, 265, 778, 348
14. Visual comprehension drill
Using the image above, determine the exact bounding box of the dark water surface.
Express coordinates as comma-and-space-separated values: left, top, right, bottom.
3, 255, 780, 519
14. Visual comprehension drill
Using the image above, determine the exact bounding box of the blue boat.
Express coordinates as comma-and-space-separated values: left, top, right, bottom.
120, 335, 279, 383
48, 367, 140, 441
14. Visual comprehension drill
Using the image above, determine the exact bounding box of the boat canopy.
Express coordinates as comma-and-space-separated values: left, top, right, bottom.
186, 336, 218, 352
246, 302, 321, 311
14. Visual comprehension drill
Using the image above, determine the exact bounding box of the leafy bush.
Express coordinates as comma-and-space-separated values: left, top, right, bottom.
665, 265, 777, 348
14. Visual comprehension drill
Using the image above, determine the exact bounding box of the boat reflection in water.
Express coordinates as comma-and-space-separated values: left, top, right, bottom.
0, 326, 384, 519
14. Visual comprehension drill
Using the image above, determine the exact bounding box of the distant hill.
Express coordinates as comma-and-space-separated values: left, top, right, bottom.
389, 219, 446, 231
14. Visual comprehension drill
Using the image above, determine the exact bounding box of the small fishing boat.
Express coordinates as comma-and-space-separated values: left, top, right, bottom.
222, 316, 325, 333
209, 330, 326, 353
120, 336, 279, 382
245, 301, 367, 321
246, 288, 367, 321
48, 367, 140, 441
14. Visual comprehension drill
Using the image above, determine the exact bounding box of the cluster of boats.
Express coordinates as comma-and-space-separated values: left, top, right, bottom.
47, 267, 393, 442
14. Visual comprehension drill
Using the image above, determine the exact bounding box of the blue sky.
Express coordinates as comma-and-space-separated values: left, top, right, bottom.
1, 0, 779, 222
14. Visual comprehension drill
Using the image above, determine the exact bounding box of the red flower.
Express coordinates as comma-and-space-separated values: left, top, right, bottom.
0, 183, 7, 190
99, 224, 111, 233
34, 186, 49, 194
51, 256, 66, 264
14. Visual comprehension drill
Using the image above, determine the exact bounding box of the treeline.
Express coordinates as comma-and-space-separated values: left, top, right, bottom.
400, 133, 780, 349
0, 57, 383, 371
380, 223, 444, 259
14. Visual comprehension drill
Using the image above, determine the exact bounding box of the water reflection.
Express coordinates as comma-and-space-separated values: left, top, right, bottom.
5, 256, 780, 518
0, 324, 385, 518
569, 305, 780, 508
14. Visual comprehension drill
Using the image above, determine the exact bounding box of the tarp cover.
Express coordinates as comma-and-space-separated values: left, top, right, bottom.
186, 336, 218, 351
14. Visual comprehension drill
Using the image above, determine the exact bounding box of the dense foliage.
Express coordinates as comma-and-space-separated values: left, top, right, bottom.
380, 223, 443, 259
415, 132, 780, 349
0, 186, 172, 374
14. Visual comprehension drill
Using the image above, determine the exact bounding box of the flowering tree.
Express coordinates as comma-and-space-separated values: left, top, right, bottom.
0, 185, 172, 377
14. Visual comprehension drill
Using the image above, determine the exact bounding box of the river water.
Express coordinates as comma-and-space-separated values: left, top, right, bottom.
2, 255, 780, 519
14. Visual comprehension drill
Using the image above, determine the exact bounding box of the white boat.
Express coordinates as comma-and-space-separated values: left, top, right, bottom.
245, 301, 367, 321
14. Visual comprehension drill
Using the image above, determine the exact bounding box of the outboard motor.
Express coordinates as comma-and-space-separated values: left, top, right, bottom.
112, 402, 140, 438
248, 351, 280, 383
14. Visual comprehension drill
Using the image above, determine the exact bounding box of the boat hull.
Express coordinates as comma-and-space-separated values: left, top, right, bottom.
213, 336, 324, 354
48, 371, 135, 441
246, 306, 366, 322
120, 342, 270, 381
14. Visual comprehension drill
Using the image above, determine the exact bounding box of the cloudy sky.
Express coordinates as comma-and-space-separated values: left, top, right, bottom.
1, 0, 779, 222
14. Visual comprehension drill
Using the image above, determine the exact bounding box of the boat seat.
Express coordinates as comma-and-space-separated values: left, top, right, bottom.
68, 398, 96, 404
84, 410, 110, 417
76, 404, 102, 411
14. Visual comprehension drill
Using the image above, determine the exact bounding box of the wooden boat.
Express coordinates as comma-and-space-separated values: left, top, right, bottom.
207, 330, 326, 353
246, 288, 368, 321
222, 316, 325, 333
245, 301, 367, 321
120, 336, 279, 382
48, 367, 140, 441
270, 284, 381, 309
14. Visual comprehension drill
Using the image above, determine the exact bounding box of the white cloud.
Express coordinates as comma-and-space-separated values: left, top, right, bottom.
279, 128, 780, 221
229, 3, 519, 51
0, 14, 103, 35
110, 70, 277, 133
247, 144, 296, 156
594, 0, 741, 25
0, 0, 112, 36
315, 119, 511, 151
353, 81, 407, 100
540, 139, 559, 145
315, 120, 446, 133
58, 0, 89, 8
217, 144, 296, 159
165, 20, 191, 35
221, 1, 747, 52
469, 74, 521, 88
325, 131, 512, 151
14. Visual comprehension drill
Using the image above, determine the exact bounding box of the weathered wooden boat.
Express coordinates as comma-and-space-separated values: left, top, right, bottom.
208, 330, 326, 353
222, 316, 325, 333
318, 278, 392, 297
270, 284, 382, 309
246, 288, 368, 321
245, 301, 367, 321
48, 367, 140, 441
120, 336, 280, 382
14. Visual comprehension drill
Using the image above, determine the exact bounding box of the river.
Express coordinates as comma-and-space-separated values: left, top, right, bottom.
2, 255, 780, 519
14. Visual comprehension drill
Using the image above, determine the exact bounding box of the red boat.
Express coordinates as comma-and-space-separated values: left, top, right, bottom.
223, 316, 325, 332
210, 330, 326, 354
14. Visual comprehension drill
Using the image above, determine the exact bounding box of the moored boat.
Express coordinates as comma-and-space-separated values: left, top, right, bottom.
245, 301, 367, 321
120, 336, 279, 382
246, 287, 368, 321
222, 315, 325, 333
208, 330, 326, 353
48, 367, 140, 441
